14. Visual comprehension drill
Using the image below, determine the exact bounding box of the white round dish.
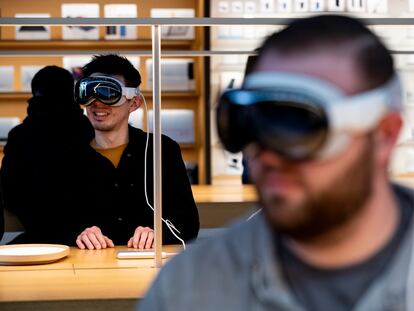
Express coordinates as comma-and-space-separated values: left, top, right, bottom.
0, 244, 70, 265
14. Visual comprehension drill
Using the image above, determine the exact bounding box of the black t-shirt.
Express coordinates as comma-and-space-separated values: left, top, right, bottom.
277, 186, 413, 311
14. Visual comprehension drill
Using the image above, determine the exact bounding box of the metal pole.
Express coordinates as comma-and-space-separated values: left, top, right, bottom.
152, 24, 162, 268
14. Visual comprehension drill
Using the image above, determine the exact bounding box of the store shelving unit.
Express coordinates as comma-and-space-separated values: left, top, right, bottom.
208, 0, 414, 181
0, 0, 207, 185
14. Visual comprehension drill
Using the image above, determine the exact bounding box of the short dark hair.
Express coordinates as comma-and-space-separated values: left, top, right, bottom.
81, 54, 142, 88
257, 15, 394, 90
31, 65, 74, 99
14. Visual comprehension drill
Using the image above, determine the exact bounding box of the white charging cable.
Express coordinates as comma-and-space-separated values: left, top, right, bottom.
246, 208, 262, 221
140, 93, 186, 250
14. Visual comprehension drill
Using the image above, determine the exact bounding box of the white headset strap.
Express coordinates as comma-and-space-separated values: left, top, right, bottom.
122, 87, 140, 99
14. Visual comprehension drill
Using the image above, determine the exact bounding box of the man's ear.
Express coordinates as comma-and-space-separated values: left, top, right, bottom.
129, 95, 142, 113
374, 113, 402, 167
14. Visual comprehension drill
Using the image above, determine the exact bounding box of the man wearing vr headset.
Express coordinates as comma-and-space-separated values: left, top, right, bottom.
74, 54, 199, 250
141, 15, 414, 311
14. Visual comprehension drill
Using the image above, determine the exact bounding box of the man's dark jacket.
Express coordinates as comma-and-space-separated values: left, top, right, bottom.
82, 126, 199, 245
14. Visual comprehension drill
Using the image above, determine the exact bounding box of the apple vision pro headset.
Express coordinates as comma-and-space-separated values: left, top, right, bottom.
75, 75, 186, 256
217, 71, 402, 161
220, 71, 401, 221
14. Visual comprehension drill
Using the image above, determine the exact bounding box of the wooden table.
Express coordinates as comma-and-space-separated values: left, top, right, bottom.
192, 184, 257, 203
393, 175, 414, 189
0, 245, 180, 311
192, 185, 258, 228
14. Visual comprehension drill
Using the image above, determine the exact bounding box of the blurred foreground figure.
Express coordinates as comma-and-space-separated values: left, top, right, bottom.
140, 15, 414, 311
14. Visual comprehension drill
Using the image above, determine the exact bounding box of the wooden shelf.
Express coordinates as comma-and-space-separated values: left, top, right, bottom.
0, 93, 30, 100
0, 40, 195, 51
141, 91, 199, 98
0, 91, 199, 101
180, 143, 198, 149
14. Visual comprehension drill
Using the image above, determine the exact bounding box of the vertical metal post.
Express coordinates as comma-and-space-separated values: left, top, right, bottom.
152, 24, 163, 268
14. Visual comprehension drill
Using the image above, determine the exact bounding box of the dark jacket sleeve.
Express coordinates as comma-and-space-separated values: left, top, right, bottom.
0, 127, 26, 242
162, 137, 199, 244
1, 127, 23, 216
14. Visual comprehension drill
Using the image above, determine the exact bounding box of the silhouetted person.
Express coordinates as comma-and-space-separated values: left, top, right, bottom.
0, 65, 94, 244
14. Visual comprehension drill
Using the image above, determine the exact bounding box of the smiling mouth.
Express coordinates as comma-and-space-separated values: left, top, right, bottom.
93, 111, 110, 117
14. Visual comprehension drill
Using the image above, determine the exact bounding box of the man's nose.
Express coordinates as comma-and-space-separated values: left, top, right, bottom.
89, 100, 106, 108
254, 145, 297, 169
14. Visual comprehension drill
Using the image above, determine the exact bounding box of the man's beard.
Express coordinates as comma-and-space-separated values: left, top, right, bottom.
259, 137, 374, 242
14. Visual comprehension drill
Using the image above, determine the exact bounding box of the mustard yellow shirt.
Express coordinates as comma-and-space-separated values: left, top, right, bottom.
94, 143, 128, 167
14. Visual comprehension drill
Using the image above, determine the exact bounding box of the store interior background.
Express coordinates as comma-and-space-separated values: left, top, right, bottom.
1, 0, 414, 185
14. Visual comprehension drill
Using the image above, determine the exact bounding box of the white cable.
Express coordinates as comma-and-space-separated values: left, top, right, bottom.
141, 94, 186, 250
246, 208, 262, 221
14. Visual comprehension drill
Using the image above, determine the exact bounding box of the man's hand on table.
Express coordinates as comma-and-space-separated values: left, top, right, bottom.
128, 226, 154, 249
76, 226, 114, 250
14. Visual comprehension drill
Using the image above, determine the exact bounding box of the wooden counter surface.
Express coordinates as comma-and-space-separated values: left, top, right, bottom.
191, 184, 257, 203
0, 245, 180, 303
190, 176, 414, 205
393, 175, 414, 189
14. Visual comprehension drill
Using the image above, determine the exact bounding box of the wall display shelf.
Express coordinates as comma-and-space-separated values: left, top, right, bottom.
4, 1, 414, 183
208, 0, 414, 181
0, 40, 196, 51
0, 0, 207, 184
0, 91, 200, 98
